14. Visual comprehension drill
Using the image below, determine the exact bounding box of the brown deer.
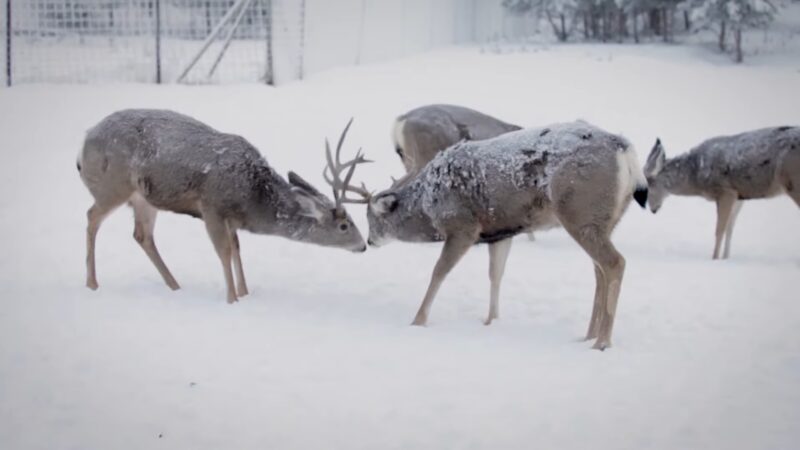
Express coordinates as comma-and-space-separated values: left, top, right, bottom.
358, 121, 647, 350
77, 110, 369, 302
644, 126, 799, 259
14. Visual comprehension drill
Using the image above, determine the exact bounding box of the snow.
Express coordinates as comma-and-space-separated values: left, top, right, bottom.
1, 42, 799, 450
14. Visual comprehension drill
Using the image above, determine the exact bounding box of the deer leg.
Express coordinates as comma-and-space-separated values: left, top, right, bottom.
412, 233, 476, 326
485, 238, 513, 325
712, 193, 736, 260
203, 213, 237, 304
584, 263, 606, 341
85, 202, 120, 290
563, 224, 625, 351
722, 200, 743, 259
229, 229, 249, 297
130, 195, 179, 290
589, 239, 625, 351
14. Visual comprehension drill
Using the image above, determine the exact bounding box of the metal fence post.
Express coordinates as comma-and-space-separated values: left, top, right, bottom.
298, 0, 305, 80
5, 0, 11, 87
265, 0, 273, 85
155, 0, 162, 84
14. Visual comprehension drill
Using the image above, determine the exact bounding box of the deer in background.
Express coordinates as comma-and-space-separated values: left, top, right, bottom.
644, 126, 799, 259
360, 121, 648, 350
392, 104, 538, 241
392, 104, 521, 173
77, 110, 369, 303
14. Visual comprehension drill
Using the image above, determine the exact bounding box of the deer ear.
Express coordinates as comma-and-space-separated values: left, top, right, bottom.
371, 193, 398, 216
288, 171, 323, 197
292, 187, 325, 222
644, 138, 665, 177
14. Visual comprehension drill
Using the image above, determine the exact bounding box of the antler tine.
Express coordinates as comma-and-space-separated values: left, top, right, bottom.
341, 148, 363, 196
323, 138, 341, 205
335, 118, 354, 166
321, 119, 372, 206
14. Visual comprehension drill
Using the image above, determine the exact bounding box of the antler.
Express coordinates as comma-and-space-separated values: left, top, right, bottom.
323, 118, 372, 207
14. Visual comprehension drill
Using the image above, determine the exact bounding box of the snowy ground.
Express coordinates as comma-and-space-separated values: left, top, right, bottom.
1, 43, 799, 450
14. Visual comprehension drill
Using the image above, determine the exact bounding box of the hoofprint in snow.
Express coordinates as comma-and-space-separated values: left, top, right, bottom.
0, 44, 799, 450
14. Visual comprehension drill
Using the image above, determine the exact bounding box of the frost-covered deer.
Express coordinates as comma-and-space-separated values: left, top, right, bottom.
392, 104, 521, 173
644, 126, 800, 259
77, 110, 368, 303
392, 104, 540, 241
361, 121, 648, 350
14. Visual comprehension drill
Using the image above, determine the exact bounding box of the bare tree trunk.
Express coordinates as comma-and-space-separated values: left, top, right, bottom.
734, 27, 743, 63
661, 7, 668, 42
683, 10, 690, 31
560, 13, 567, 41
718, 20, 727, 51
650, 8, 661, 36
633, 10, 639, 43
583, 12, 590, 39
545, 11, 567, 41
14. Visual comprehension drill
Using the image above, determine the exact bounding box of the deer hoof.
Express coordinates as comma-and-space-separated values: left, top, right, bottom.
86, 280, 99, 290
592, 340, 611, 351
411, 317, 427, 327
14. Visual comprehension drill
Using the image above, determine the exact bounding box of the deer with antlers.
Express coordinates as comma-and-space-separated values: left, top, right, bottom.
77, 110, 370, 302
347, 121, 647, 350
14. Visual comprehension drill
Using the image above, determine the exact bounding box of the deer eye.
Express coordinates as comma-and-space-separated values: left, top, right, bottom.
338, 223, 349, 232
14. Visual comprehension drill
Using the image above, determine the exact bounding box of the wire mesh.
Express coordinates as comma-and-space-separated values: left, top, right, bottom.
10, 0, 158, 83
3, 0, 487, 86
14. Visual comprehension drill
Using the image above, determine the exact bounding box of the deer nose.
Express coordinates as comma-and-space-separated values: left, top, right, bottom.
354, 244, 367, 253
367, 238, 374, 246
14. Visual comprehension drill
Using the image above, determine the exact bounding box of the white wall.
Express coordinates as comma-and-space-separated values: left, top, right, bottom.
299, 0, 491, 80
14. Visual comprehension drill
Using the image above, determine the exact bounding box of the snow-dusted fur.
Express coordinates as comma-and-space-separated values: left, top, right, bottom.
77, 109, 366, 303
644, 126, 800, 259
392, 104, 521, 173
367, 121, 646, 350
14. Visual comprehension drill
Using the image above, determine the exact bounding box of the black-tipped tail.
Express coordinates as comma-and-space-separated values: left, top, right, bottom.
633, 186, 648, 208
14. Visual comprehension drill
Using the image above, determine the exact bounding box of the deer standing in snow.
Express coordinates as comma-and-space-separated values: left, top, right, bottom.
357, 121, 648, 350
77, 110, 369, 303
644, 126, 799, 259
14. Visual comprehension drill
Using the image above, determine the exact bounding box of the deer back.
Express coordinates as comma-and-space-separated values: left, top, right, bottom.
668, 126, 798, 200
82, 109, 284, 221
394, 104, 521, 172
371, 121, 636, 244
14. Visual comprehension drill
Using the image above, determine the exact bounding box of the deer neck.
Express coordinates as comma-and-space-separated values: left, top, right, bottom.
239, 176, 317, 240
392, 182, 443, 242
660, 155, 698, 196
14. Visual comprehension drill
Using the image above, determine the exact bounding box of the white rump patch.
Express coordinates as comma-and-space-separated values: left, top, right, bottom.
392, 118, 406, 154
614, 146, 646, 219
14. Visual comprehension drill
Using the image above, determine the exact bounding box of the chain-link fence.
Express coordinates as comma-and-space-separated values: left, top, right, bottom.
2, 0, 511, 86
